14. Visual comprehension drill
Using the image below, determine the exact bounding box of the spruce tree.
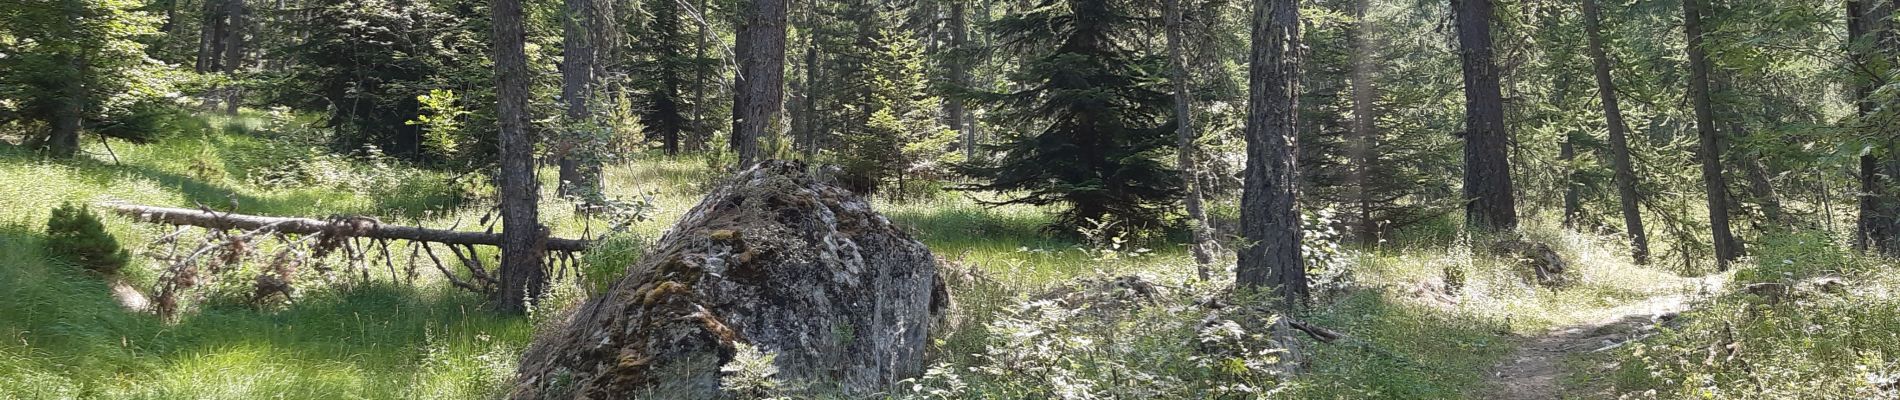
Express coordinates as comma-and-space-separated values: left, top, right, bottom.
834, 20, 953, 195
962, 0, 1179, 230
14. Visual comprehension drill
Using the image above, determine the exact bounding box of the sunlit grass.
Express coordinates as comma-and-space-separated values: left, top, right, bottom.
0, 110, 1746, 399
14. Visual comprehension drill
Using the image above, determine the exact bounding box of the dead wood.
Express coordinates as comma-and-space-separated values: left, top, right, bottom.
101, 202, 589, 251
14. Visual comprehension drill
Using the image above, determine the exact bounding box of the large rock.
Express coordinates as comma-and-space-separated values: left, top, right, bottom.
512, 161, 945, 399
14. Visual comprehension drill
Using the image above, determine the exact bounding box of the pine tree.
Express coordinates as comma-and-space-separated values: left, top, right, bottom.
1452, 0, 1518, 231
962, 0, 1180, 230
1683, 0, 1738, 269
732, 0, 790, 168
491, 0, 546, 314
834, 20, 953, 195
1237, 0, 1304, 306
636, 0, 692, 156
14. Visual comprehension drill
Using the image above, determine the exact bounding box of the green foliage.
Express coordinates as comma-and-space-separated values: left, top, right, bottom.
904, 281, 1290, 398
959, 0, 1180, 230
1609, 231, 1900, 399
0, 0, 178, 153
830, 21, 956, 196
44, 202, 129, 274
407, 89, 472, 160
275, 0, 495, 163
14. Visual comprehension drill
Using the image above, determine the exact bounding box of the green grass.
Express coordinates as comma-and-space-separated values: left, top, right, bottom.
0, 113, 530, 399
0, 110, 1817, 399
1589, 231, 1900, 399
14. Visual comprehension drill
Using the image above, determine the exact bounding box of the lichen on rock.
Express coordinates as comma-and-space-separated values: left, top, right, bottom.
511, 160, 945, 399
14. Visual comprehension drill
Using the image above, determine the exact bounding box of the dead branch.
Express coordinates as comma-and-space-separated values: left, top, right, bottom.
103, 202, 589, 251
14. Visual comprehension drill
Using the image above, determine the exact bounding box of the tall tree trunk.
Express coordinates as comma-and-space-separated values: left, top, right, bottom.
491, 0, 546, 314
1237, 0, 1306, 308
46, 56, 87, 158
731, 0, 788, 168
947, 0, 973, 161
1452, 0, 1518, 231
195, 0, 224, 74
690, 0, 711, 152
1728, 121, 1785, 225
222, 0, 245, 115
1347, 0, 1378, 245
1850, 0, 1898, 254
799, 2, 820, 160
1560, 130, 1579, 227
1583, 0, 1650, 264
1165, 0, 1214, 279
1683, 0, 1738, 269
558, 0, 599, 196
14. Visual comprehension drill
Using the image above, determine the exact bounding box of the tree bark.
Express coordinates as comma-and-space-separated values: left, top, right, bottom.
46, 56, 86, 157
1850, 0, 1898, 254
1165, 0, 1214, 279
690, 0, 712, 152
1560, 130, 1579, 227
947, 0, 972, 161
1237, 0, 1306, 308
491, 0, 547, 313
1582, 0, 1649, 264
195, 0, 225, 74
798, 2, 820, 160
1683, 0, 1738, 269
731, 0, 788, 168
1728, 121, 1786, 225
1452, 0, 1518, 231
222, 0, 245, 115
1347, 0, 1378, 245
558, 0, 599, 197
101, 202, 590, 251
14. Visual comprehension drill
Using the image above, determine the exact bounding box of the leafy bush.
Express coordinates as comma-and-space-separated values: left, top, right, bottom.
1609, 231, 1900, 399
44, 202, 130, 275
903, 279, 1291, 399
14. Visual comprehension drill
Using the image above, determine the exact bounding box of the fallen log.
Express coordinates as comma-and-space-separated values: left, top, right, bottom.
100, 202, 590, 252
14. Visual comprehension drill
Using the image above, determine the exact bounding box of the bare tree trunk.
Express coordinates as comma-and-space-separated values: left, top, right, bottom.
196, 0, 224, 74
222, 0, 245, 115
1850, 0, 1898, 254
1347, 0, 1378, 245
1683, 0, 1738, 269
689, 0, 712, 153
799, 2, 820, 160
1452, 0, 1518, 231
1583, 0, 1650, 264
491, 0, 547, 314
46, 56, 86, 157
1728, 122, 1785, 225
1165, 0, 1214, 280
1560, 131, 1579, 227
947, 0, 973, 161
1237, 0, 1306, 308
102, 202, 590, 251
731, 0, 788, 168
558, 0, 599, 197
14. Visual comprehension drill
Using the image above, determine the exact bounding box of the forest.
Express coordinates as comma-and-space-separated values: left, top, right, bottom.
2, 0, 1898, 397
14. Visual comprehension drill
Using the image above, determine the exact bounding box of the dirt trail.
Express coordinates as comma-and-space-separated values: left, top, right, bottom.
1480, 293, 1695, 399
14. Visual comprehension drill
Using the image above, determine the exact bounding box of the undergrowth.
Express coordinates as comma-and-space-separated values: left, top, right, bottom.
0, 109, 1793, 399
1602, 230, 1900, 399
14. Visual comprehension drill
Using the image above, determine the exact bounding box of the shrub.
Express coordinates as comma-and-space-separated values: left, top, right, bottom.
44, 202, 131, 275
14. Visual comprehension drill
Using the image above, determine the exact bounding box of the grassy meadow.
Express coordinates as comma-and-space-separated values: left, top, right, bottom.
0, 111, 1891, 399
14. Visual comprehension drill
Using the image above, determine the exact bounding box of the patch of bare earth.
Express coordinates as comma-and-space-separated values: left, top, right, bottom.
1481, 294, 1693, 399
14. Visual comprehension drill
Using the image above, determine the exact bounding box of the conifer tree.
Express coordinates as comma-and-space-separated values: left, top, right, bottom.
961, 0, 1179, 230
834, 20, 953, 195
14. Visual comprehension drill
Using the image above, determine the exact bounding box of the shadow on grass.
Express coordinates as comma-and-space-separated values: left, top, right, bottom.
884, 206, 1072, 253
0, 221, 526, 398
1294, 289, 1515, 399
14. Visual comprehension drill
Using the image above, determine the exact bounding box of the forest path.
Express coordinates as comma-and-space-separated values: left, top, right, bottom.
1480, 276, 1719, 399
